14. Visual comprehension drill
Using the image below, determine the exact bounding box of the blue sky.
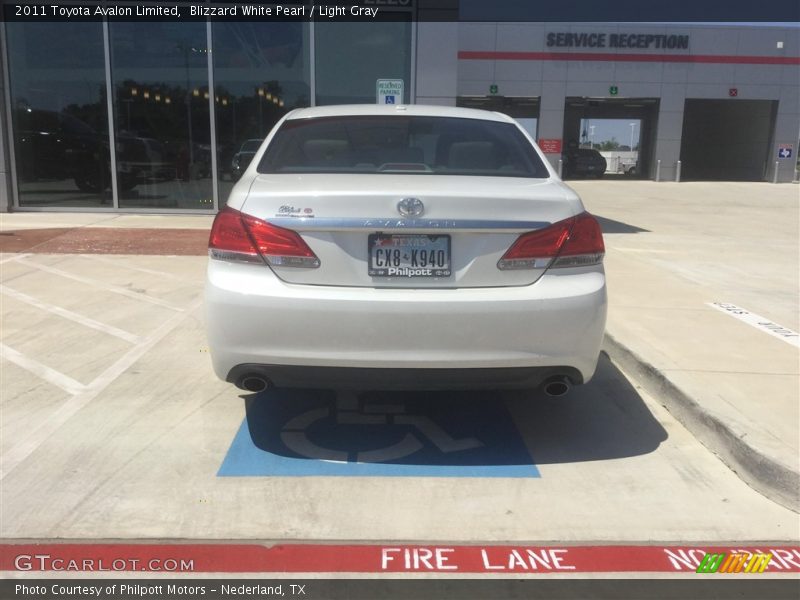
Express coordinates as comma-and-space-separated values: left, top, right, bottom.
580, 119, 641, 149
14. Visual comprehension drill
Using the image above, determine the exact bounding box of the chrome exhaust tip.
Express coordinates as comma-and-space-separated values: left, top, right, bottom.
239, 375, 271, 393
542, 376, 572, 397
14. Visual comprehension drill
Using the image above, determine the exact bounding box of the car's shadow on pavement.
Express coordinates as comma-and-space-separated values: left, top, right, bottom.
239, 385, 538, 471
231, 353, 667, 472
505, 352, 668, 464
594, 216, 650, 234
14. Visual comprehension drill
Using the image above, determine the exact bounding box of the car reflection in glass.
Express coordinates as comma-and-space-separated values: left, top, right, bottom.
231, 138, 264, 180
15, 108, 182, 196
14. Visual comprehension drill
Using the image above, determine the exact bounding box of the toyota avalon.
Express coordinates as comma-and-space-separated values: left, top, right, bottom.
205, 104, 607, 395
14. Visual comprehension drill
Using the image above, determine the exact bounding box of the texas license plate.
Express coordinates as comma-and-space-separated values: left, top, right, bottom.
368, 234, 451, 278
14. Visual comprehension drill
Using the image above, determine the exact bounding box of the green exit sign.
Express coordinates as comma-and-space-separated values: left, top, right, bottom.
609, 85, 619, 96
489, 84, 498, 95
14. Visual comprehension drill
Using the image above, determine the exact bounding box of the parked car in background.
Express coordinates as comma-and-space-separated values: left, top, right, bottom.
231, 139, 263, 180
14, 108, 183, 193
206, 104, 607, 396
117, 136, 175, 189
562, 148, 607, 178
15, 108, 110, 192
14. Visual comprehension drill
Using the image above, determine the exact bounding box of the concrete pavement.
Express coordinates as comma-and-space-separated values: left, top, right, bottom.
1, 180, 798, 516
0, 252, 796, 541
572, 180, 799, 512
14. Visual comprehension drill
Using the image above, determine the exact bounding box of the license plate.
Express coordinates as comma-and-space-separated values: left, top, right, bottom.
368, 234, 451, 278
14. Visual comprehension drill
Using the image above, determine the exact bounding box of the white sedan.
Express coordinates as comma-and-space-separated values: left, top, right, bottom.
205, 104, 607, 396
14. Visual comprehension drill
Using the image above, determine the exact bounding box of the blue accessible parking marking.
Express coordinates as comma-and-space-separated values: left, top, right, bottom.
218, 389, 539, 478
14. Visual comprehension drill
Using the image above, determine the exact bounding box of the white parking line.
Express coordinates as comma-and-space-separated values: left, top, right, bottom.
81, 254, 192, 282
0, 343, 87, 396
14, 257, 185, 312
0, 285, 142, 344
0, 252, 31, 265
708, 302, 800, 348
0, 297, 203, 480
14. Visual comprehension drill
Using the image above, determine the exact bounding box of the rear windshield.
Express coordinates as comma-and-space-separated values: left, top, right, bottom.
258, 116, 550, 178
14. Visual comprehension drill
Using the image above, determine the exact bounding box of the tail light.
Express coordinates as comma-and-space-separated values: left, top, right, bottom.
498, 212, 604, 270
209, 206, 320, 268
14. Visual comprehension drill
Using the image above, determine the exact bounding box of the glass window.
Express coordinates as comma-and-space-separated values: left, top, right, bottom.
211, 21, 310, 201
516, 118, 539, 140
457, 97, 540, 141
577, 118, 640, 176
258, 116, 550, 178
6, 22, 111, 207
110, 22, 212, 209
315, 20, 411, 105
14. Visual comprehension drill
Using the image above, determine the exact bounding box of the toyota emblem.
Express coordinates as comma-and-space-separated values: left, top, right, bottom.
397, 198, 424, 217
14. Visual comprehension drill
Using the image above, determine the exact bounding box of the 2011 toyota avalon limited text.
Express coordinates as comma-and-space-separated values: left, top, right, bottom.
205, 104, 607, 396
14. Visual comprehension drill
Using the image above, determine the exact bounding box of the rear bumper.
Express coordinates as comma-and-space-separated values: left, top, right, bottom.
205, 260, 607, 388
226, 364, 583, 391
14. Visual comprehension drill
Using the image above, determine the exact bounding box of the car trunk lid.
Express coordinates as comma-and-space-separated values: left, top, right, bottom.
240, 173, 580, 288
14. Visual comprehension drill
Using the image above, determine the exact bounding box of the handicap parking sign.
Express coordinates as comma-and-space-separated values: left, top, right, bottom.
376, 79, 404, 106
777, 144, 793, 159
218, 389, 539, 478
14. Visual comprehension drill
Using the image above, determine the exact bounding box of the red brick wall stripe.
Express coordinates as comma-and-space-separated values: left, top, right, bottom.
458, 51, 800, 65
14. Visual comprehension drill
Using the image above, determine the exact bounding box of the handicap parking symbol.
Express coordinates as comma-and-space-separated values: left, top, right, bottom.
218, 389, 539, 477
778, 145, 793, 159
385, 95, 396, 104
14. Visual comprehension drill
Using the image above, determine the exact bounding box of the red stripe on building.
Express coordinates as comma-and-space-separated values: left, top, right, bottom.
1, 544, 799, 573
458, 51, 800, 65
